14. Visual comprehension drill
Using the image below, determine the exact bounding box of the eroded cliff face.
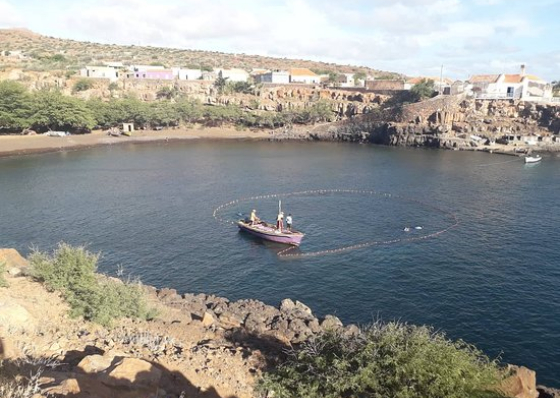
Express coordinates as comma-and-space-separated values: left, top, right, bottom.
274, 98, 560, 151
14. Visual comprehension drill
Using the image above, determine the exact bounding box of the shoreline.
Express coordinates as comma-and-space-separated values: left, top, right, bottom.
0, 126, 272, 159
1, 126, 556, 160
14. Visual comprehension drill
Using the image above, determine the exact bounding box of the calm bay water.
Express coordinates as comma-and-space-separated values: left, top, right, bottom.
1, 141, 559, 386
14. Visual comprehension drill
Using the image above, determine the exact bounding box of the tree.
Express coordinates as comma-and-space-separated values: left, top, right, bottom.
113, 97, 149, 127
353, 71, 367, 86
0, 81, 32, 132
214, 73, 229, 95
326, 71, 342, 87
148, 101, 180, 127
176, 98, 203, 124
156, 85, 178, 100
72, 78, 94, 93
229, 81, 254, 94
30, 89, 95, 133
85, 98, 118, 129
552, 80, 560, 97
48, 54, 67, 62
410, 79, 436, 101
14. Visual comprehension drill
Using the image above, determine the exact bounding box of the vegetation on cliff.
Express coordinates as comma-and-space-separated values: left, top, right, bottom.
29, 243, 153, 326
0, 81, 336, 134
260, 323, 504, 398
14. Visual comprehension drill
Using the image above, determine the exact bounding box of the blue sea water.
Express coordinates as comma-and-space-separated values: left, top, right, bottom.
0, 141, 559, 386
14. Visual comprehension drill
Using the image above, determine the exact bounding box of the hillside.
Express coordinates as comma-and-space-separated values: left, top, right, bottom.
0, 28, 399, 78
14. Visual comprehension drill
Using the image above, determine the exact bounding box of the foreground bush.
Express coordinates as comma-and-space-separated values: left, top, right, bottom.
260, 321, 504, 398
29, 243, 151, 326
0, 356, 56, 398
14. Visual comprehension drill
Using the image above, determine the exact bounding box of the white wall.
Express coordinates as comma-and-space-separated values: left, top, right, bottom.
290, 75, 320, 84
80, 66, 119, 82
178, 69, 203, 80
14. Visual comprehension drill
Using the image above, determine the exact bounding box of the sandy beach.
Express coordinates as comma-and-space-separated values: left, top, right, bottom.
0, 126, 272, 158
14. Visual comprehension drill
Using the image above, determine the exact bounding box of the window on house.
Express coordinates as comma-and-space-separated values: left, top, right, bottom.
507, 87, 514, 97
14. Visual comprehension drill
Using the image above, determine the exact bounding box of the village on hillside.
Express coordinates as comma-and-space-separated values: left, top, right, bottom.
73, 61, 558, 103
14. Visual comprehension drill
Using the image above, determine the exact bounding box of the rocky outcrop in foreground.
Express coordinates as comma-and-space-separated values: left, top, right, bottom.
1, 248, 558, 398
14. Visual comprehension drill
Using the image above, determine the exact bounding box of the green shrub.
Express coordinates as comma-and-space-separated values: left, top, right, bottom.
0, 262, 8, 288
72, 78, 94, 93
259, 321, 504, 398
29, 243, 151, 327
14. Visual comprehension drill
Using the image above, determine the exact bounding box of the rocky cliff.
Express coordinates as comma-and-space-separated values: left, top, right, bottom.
272, 97, 560, 152
0, 249, 358, 398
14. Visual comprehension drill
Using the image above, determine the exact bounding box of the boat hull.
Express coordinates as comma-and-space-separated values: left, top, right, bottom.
237, 221, 304, 246
525, 156, 542, 163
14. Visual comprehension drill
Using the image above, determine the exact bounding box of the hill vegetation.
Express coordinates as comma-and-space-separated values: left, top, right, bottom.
0, 28, 400, 79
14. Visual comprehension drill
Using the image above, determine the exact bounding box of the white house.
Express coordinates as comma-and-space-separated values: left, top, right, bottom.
177, 68, 203, 80
79, 66, 120, 82
255, 70, 290, 84
468, 65, 552, 101
338, 73, 356, 87
215, 68, 250, 82
289, 68, 320, 84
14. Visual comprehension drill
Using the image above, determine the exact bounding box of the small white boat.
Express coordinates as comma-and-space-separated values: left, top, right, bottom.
524, 155, 542, 164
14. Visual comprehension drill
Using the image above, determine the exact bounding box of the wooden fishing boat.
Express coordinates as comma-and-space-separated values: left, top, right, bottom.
524, 155, 542, 163
237, 220, 304, 246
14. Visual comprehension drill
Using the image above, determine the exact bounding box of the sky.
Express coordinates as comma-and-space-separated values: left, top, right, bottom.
1, 0, 559, 81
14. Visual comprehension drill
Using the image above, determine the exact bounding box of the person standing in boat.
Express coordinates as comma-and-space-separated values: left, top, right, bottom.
286, 213, 293, 231
249, 209, 259, 225
276, 211, 284, 231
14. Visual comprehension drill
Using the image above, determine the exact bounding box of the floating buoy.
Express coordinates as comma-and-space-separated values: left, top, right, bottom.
415, 226, 423, 230
404, 227, 411, 232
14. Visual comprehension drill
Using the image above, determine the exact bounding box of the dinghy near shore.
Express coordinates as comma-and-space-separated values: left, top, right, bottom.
524, 155, 542, 163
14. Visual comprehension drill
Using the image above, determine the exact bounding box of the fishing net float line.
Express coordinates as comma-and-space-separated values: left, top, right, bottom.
212, 189, 460, 259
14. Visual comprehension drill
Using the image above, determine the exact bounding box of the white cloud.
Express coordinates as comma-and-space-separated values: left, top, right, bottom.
4, 0, 555, 81
0, 0, 23, 27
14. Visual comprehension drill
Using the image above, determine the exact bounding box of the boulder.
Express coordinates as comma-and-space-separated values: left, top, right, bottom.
499, 365, 538, 398
201, 311, 217, 328
0, 248, 28, 269
244, 311, 269, 334
0, 300, 34, 331
77, 354, 114, 374
218, 311, 244, 329
294, 300, 313, 316
279, 298, 296, 313
156, 288, 181, 303
7, 267, 22, 276
320, 315, 343, 330
288, 318, 313, 343
537, 386, 560, 398
344, 324, 361, 337
106, 357, 162, 388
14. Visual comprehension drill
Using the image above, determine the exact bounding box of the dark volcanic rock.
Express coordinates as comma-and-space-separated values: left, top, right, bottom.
538, 386, 560, 398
